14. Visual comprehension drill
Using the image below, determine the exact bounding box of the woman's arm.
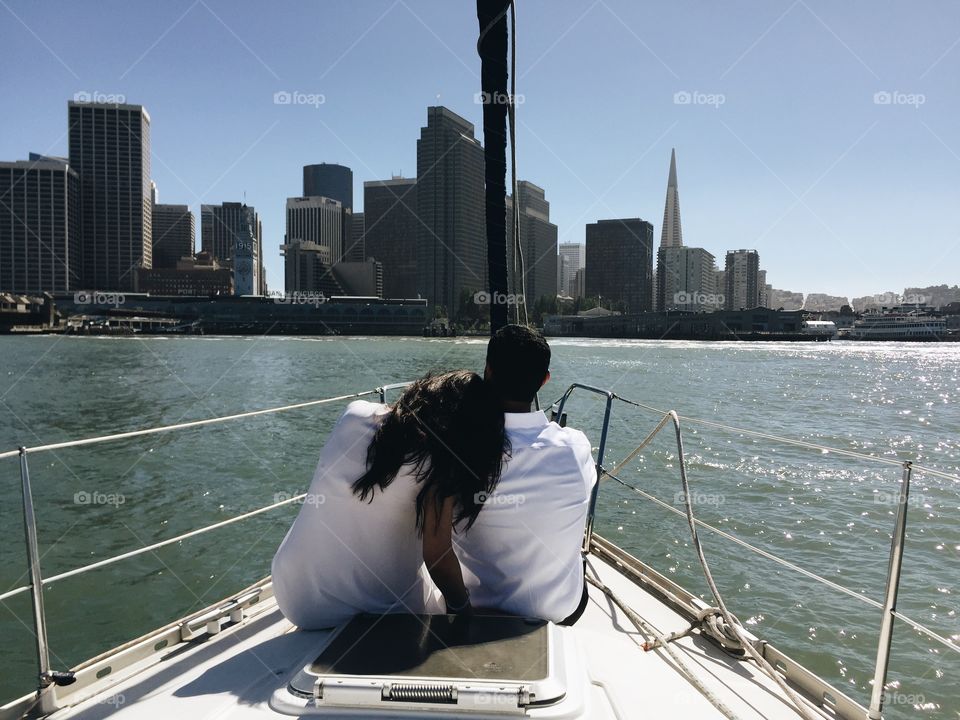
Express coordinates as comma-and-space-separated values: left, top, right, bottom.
422, 494, 471, 614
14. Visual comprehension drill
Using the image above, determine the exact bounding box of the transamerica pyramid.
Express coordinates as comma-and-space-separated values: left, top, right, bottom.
660, 148, 683, 248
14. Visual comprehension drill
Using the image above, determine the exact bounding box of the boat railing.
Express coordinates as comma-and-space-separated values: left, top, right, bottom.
2, 381, 958, 719
550, 382, 960, 720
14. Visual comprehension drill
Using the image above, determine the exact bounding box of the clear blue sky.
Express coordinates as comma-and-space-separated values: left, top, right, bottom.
2, 0, 958, 298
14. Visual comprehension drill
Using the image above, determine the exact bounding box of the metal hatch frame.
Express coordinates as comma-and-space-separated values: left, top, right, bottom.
273, 613, 569, 716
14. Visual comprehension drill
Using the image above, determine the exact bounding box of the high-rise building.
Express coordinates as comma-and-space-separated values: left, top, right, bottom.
282, 242, 343, 296
660, 148, 683, 249
151, 204, 195, 269
364, 178, 418, 299
654, 148, 684, 310
68, 101, 152, 291
302, 163, 352, 209
558, 242, 586, 297
201, 202, 263, 295
573, 267, 585, 299
283, 196, 343, 266
345, 211, 364, 263
585, 219, 654, 313
0, 158, 80, 293
656, 246, 718, 311
332, 260, 383, 297
416, 106, 486, 317
505, 181, 557, 305
758, 269, 769, 308
724, 249, 760, 310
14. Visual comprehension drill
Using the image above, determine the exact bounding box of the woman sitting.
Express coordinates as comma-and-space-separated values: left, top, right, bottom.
271, 370, 507, 629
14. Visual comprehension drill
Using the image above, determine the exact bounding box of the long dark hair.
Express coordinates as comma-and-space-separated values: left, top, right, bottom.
352, 370, 508, 533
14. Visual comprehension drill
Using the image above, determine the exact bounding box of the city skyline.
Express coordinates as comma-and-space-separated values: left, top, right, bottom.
1, 1, 958, 297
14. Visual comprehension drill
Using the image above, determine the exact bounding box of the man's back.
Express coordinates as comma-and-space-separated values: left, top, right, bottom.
452, 410, 596, 622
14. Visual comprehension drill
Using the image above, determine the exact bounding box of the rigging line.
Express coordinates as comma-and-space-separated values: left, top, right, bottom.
890, 611, 960, 655
39, 493, 307, 586
603, 468, 884, 612
507, 0, 528, 326
544, 387, 959, 483
592, 406, 827, 719
0, 389, 382, 460
585, 570, 744, 720
668, 410, 824, 720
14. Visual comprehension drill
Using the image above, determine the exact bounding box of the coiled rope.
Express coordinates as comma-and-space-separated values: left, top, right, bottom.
595, 410, 825, 720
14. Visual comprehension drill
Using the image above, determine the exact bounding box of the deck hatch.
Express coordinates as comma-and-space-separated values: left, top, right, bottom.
278, 614, 567, 715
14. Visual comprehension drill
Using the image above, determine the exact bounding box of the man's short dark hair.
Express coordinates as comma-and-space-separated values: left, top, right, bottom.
486, 324, 550, 403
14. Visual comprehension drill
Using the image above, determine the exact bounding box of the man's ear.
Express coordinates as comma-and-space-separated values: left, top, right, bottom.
540, 370, 551, 389
484, 361, 493, 382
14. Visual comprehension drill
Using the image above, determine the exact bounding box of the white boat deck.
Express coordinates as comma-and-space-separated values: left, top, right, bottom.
31, 545, 842, 720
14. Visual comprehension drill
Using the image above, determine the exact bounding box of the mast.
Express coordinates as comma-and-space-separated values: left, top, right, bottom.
476, 0, 511, 334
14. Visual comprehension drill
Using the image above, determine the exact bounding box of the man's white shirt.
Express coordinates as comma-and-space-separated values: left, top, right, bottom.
453, 409, 596, 622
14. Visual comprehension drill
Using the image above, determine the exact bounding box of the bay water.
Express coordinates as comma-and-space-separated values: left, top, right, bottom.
0, 335, 957, 717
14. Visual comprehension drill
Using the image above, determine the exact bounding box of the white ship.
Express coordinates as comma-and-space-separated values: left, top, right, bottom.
2, 381, 957, 720
849, 310, 946, 341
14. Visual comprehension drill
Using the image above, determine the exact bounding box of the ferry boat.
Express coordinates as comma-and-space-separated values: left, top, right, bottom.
849, 310, 946, 341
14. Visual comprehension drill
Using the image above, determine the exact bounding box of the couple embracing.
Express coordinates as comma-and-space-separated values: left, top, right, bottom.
272, 325, 596, 627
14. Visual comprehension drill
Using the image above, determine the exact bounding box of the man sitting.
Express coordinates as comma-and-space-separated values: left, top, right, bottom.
453, 325, 596, 624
